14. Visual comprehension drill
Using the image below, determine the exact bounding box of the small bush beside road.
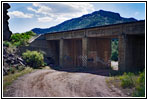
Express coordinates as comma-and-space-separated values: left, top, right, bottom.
106, 70, 145, 97
22, 50, 45, 68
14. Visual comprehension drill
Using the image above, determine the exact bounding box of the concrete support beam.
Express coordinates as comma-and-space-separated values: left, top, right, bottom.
59, 39, 64, 67
82, 37, 88, 67
118, 34, 126, 72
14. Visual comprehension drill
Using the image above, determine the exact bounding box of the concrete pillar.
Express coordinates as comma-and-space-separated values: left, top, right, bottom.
118, 34, 145, 72
59, 39, 64, 67
82, 37, 88, 67
118, 34, 126, 72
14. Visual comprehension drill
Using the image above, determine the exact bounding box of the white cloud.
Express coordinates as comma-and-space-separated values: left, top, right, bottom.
27, 7, 37, 12
8, 11, 33, 18
38, 17, 53, 22
27, 4, 52, 15
28, 3, 95, 23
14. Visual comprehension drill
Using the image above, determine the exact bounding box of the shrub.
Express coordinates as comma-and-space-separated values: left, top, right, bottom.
133, 70, 145, 97
10, 31, 36, 47
120, 72, 135, 88
22, 50, 44, 68
3, 41, 11, 47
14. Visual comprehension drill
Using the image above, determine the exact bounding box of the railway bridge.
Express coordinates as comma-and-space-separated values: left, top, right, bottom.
23, 21, 145, 72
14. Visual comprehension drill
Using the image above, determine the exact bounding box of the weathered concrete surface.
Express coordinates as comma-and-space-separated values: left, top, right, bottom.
3, 3, 12, 40
62, 39, 82, 67
45, 21, 144, 40
118, 35, 145, 72
87, 37, 111, 69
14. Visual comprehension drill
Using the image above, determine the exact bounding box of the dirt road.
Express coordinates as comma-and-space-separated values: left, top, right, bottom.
4, 69, 126, 97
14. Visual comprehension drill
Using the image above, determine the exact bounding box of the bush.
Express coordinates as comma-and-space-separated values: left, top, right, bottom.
10, 31, 36, 47
133, 70, 145, 97
3, 41, 11, 47
22, 50, 44, 68
120, 72, 135, 88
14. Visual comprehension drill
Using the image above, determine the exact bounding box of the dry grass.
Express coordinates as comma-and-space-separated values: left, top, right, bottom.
3, 67, 33, 91
106, 73, 140, 96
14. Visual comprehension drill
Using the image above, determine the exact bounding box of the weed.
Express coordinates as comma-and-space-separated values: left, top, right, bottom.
120, 72, 136, 88
3, 67, 33, 91
133, 70, 145, 97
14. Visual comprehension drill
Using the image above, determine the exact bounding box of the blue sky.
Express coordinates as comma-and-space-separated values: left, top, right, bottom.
7, 2, 145, 33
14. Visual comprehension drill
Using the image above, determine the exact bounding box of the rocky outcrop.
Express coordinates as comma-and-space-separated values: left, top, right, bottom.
3, 3, 12, 40
3, 46, 26, 75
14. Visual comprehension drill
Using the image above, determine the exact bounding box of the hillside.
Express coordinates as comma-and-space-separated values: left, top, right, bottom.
32, 10, 137, 34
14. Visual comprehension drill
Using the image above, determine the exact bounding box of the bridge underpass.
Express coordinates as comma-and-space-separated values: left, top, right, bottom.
22, 21, 145, 72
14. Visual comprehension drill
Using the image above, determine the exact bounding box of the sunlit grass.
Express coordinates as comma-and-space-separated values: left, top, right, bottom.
3, 67, 33, 91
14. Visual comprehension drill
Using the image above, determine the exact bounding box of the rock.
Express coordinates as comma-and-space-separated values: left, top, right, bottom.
3, 46, 26, 75
3, 67, 8, 75
3, 3, 12, 40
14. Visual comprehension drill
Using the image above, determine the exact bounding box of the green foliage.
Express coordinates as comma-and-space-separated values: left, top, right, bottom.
111, 39, 118, 61
3, 41, 11, 47
10, 31, 36, 47
22, 50, 44, 68
133, 70, 145, 97
107, 69, 145, 97
120, 72, 136, 88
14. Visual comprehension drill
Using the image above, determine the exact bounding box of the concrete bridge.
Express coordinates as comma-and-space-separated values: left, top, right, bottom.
22, 20, 145, 72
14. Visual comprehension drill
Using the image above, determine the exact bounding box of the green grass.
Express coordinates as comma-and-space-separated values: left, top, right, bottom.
3, 67, 33, 91
106, 70, 145, 97
133, 71, 145, 97
119, 72, 137, 88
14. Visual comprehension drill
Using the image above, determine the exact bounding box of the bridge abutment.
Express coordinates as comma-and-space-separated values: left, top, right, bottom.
118, 34, 145, 72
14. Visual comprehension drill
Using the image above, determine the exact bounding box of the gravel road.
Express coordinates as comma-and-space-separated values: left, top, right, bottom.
4, 69, 126, 97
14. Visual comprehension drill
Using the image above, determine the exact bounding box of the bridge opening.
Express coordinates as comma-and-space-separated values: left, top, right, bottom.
111, 38, 119, 70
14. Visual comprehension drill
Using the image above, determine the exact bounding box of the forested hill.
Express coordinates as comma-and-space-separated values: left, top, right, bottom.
32, 10, 137, 34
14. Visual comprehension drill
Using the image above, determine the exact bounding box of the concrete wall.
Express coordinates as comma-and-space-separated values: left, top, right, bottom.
60, 39, 82, 68
59, 37, 111, 69
87, 37, 111, 69
119, 34, 145, 72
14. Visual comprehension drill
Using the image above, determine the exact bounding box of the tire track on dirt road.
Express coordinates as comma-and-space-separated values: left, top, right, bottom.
4, 69, 127, 97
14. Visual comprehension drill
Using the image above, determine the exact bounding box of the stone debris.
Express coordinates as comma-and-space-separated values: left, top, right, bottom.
3, 46, 26, 75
